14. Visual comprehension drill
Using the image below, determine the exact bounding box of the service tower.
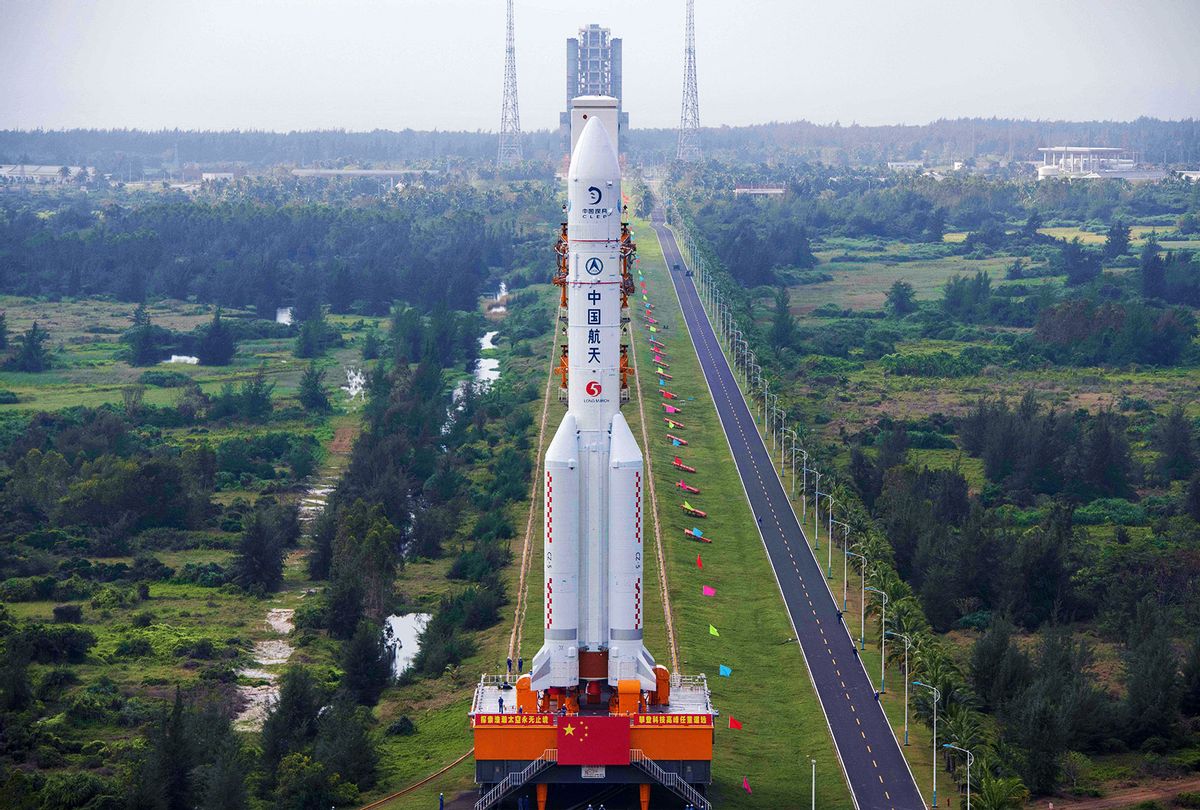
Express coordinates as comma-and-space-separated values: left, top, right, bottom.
471, 98, 714, 810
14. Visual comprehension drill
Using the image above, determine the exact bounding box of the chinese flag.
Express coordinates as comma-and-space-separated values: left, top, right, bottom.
557, 716, 631, 765
728, 716, 743, 730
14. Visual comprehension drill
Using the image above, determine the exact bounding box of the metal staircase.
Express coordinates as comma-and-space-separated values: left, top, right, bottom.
629, 750, 710, 810
474, 750, 557, 810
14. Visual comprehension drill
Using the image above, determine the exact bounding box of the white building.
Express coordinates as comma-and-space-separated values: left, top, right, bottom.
1036, 146, 1164, 181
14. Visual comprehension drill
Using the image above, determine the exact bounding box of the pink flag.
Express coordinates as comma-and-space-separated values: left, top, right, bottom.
702, 586, 716, 596
742, 776, 752, 793
664, 404, 678, 414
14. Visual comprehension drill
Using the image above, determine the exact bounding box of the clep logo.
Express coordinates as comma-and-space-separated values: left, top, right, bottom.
585, 380, 602, 397
588, 186, 602, 205
585, 257, 604, 275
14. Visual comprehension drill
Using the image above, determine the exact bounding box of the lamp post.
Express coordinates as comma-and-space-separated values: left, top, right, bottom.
865, 587, 888, 693
800, 450, 809, 519
824, 493, 837, 577
810, 758, 816, 810
913, 681, 941, 808
845, 549, 867, 646
886, 631, 912, 745
943, 743, 974, 810
812, 471, 822, 550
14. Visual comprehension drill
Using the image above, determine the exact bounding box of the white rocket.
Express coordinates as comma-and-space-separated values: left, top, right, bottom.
530, 117, 657, 692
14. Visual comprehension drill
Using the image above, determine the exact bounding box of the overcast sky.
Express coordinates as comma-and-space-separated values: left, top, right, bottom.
2, 0, 1198, 132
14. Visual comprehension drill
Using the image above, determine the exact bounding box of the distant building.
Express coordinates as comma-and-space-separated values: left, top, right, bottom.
733, 186, 785, 196
0, 164, 91, 183
1037, 146, 1165, 182
561, 24, 628, 135
886, 161, 923, 172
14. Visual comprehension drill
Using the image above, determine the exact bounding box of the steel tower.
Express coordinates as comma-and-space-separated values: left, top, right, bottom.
676, 0, 702, 162
497, 0, 523, 168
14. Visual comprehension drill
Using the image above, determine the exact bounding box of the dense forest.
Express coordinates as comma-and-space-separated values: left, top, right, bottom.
2, 117, 1197, 173
0, 173, 557, 806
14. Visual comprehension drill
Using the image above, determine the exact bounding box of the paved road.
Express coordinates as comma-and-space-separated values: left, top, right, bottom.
649, 209, 926, 810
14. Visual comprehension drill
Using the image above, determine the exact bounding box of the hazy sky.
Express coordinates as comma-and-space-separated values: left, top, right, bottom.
2, 0, 1198, 132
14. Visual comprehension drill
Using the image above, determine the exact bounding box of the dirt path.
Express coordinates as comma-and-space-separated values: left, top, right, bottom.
1032, 777, 1200, 809
330, 425, 357, 454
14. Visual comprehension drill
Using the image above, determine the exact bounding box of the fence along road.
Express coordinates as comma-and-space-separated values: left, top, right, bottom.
649, 206, 926, 810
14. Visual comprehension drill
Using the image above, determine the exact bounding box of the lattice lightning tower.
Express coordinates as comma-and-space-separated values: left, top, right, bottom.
676, 0, 702, 162
497, 0, 523, 168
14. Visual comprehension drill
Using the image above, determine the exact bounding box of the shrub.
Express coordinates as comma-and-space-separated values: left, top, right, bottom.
114, 636, 154, 658
0, 390, 19, 403
1074, 498, 1147, 526
386, 716, 416, 736
137, 369, 191, 387
52, 604, 83, 623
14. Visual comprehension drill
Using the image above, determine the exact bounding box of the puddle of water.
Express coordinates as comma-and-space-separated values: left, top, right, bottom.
385, 613, 431, 677
163, 355, 199, 365
276, 307, 293, 325
480, 330, 499, 351
496, 282, 508, 301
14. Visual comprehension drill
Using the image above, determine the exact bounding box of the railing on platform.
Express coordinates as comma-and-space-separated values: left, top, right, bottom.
629, 750, 710, 810
474, 749, 557, 810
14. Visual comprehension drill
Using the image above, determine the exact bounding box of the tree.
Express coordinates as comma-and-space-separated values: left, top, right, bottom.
1155, 405, 1196, 480
886, 279, 917, 316
123, 303, 162, 365
313, 697, 378, 788
197, 308, 236, 365
1181, 634, 1200, 717
239, 363, 275, 421
1187, 472, 1200, 523
261, 667, 325, 789
341, 620, 391, 706
232, 504, 285, 592
974, 770, 1029, 810
1140, 239, 1166, 299
298, 363, 330, 412
1059, 239, 1101, 286
142, 689, 196, 809
10, 321, 51, 372
1123, 611, 1180, 746
768, 287, 795, 350
197, 737, 248, 810
273, 753, 357, 810
0, 311, 9, 350
1104, 219, 1131, 259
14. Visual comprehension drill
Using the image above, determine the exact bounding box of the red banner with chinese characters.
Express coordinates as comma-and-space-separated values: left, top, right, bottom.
633, 713, 713, 727
473, 713, 554, 728
557, 716, 631, 765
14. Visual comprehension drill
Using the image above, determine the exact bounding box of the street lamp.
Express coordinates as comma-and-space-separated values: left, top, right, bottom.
810, 758, 816, 810
865, 587, 888, 693
885, 630, 912, 745
824, 492, 837, 577
800, 450, 809, 518
913, 681, 941, 808
844, 549, 867, 647
811, 474, 823, 550
943, 743, 974, 810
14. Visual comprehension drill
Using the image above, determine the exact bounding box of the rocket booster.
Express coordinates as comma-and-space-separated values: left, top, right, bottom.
531, 118, 656, 691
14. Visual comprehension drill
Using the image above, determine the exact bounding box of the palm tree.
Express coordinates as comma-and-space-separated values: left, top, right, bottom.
973, 771, 1028, 810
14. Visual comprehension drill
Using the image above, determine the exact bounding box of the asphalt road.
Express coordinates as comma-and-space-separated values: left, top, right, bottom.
649, 209, 927, 810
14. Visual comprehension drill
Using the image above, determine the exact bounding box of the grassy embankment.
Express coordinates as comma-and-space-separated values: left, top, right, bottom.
634, 218, 856, 808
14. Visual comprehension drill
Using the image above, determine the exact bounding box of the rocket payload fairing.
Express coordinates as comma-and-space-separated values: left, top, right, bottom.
530, 117, 657, 691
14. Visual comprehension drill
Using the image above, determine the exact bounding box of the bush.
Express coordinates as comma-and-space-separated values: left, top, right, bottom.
1074, 498, 1147, 526
0, 390, 19, 403
52, 604, 83, 623
1175, 791, 1200, 808
114, 636, 154, 658
138, 369, 191, 387
386, 716, 416, 736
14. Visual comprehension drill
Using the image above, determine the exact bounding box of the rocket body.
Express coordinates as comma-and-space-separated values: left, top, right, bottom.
531, 118, 656, 692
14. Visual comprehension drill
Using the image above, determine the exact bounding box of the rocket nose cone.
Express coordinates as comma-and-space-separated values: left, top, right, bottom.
569, 117, 619, 181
